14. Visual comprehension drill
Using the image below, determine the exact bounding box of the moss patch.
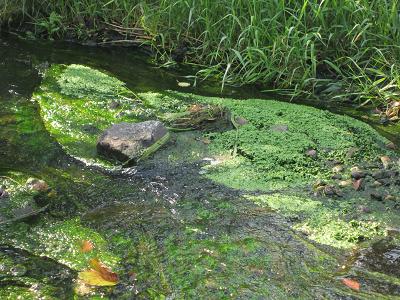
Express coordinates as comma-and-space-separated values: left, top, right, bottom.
0, 218, 118, 271
34, 64, 147, 167
247, 192, 400, 248
0, 173, 47, 224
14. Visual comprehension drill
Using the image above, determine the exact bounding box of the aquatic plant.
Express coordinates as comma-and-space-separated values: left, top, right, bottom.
3, 0, 400, 107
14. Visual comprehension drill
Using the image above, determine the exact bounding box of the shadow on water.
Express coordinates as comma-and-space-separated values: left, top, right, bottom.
1, 32, 400, 298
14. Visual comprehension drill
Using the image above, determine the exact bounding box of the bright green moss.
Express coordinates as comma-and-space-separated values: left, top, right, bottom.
0, 174, 41, 223
34, 65, 147, 167
165, 234, 274, 298
0, 218, 118, 271
248, 193, 396, 248
139, 91, 393, 190
57, 64, 130, 101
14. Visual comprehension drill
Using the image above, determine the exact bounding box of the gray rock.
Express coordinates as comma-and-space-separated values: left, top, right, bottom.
97, 121, 168, 163
306, 149, 317, 159
0, 188, 9, 199
351, 171, 367, 180
370, 192, 383, 201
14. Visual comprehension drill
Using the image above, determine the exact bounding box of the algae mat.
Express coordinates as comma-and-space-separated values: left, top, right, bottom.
21, 63, 400, 298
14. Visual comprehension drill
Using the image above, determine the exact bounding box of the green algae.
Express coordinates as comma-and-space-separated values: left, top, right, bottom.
0, 173, 46, 224
0, 218, 118, 271
138, 91, 393, 190
57, 64, 131, 101
26, 63, 400, 298
247, 192, 400, 249
33, 64, 146, 167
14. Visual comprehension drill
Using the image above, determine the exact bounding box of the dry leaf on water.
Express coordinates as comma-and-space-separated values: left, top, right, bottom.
80, 240, 94, 253
341, 278, 360, 291
78, 258, 118, 286
177, 81, 191, 87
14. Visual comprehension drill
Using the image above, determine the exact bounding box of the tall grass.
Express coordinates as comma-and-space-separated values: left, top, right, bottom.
2, 0, 400, 107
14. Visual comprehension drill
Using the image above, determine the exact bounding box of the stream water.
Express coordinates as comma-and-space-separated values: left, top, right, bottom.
1, 33, 400, 299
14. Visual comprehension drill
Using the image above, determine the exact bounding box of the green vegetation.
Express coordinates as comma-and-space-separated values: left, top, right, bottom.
33, 64, 400, 251
0, 218, 119, 270
142, 91, 392, 190
2, 1, 400, 107
34, 64, 142, 167
248, 193, 397, 248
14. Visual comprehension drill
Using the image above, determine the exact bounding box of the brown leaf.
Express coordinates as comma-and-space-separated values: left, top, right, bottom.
78, 269, 118, 287
380, 156, 391, 169
353, 179, 362, 191
89, 258, 118, 283
341, 278, 360, 291
189, 104, 203, 113
80, 240, 94, 253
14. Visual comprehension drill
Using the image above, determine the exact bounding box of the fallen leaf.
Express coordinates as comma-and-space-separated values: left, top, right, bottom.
341, 278, 360, 291
380, 156, 391, 169
78, 259, 118, 286
78, 269, 118, 286
80, 240, 94, 253
177, 81, 191, 87
353, 179, 362, 191
90, 258, 118, 283
189, 104, 203, 113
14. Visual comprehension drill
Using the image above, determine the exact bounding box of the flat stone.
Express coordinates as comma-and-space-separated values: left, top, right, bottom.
97, 121, 168, 163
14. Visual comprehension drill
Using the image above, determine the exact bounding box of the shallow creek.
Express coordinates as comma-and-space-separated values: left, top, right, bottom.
1, 33, 400, 299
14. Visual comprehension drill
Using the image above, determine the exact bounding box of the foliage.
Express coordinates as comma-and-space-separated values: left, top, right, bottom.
157, 92, 391, 190
57, 64, 130, 101
3, 1, 400, 106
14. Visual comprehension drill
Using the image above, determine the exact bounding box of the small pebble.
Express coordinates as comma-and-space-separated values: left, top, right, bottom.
384, 195, 396, 201
331, 174, 342, 180
372, 170, 391, 180
235, 117, 249, 126
380, 156, 391, 169
346, 147, 359, 159
371, 180, 382, 187
26, 178, 49, 192
332, 165, 344, 173
109, 100, 121, 109
0, 188, 9, 199
357, 206, 371, 214
386, 142, 397, 150
339, 180, 352, 187
306, 149, 318, 159
370, 192, 383, 201
351, 171, 366, 180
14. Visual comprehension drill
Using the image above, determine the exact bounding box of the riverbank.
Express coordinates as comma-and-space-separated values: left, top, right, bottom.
2, 0, 400, 112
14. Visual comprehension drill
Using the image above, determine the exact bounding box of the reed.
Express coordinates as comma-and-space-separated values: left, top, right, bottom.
2, 0, 400, 106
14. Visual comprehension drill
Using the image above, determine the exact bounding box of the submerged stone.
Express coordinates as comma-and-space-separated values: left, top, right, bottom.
0, 174, 49, 225
97, 121, 169, 163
